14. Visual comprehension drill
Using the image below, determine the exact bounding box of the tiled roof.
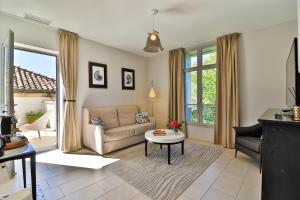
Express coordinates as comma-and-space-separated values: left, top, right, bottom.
13, 66, 56, 93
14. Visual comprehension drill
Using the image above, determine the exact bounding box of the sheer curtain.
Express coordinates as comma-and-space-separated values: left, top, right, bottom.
214, 33, 239, 148
58, 29, 81, 152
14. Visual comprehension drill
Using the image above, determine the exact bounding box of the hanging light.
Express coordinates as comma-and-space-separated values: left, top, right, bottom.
143, 9, 164, 53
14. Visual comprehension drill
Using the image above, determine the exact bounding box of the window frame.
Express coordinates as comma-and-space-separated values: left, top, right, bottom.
184, 43, 217, 126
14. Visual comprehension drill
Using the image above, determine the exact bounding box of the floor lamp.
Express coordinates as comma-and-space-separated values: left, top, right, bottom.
148, 80, 156, 117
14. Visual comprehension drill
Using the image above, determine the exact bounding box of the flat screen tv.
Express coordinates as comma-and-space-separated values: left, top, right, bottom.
286, 38, 300, 108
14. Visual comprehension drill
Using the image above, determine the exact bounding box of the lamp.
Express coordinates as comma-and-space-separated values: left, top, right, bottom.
148, 80, 156, 117
148, 88, 156, 98
143, 9, 164, 53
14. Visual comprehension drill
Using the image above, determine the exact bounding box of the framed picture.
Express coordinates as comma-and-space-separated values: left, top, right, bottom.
89, 62, 107, 88
122, 68, 135, 90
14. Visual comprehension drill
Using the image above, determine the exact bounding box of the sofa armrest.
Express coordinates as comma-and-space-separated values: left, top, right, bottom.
82, 108, 105, 155
148, 117, 156, 129
148, 117, 156, 124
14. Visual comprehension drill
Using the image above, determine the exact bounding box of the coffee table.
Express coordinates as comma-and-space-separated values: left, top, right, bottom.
145, 129, 185, 164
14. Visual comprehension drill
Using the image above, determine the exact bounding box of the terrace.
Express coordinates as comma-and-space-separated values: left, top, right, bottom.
13, 66, 57, 151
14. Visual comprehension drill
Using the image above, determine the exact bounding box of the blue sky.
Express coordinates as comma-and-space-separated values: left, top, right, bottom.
14, 49, 56, 79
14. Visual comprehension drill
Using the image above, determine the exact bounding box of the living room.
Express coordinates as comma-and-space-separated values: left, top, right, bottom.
0, 0, 299, 200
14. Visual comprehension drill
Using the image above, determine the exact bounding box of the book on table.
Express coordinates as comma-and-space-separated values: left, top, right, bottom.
153, 129, 166, 136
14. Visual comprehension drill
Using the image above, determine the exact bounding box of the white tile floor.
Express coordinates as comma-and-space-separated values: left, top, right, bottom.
0, 140, 261, 200
21, 130, 57, 150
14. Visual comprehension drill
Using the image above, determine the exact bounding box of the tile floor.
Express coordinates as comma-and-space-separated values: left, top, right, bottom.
21, 130, 57, 150
0, 140, 261, 200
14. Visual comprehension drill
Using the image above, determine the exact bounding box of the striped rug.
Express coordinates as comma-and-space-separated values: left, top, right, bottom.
106, 141, 223, 200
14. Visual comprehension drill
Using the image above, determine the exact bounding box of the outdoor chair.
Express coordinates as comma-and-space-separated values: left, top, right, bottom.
19, 110, 53, 139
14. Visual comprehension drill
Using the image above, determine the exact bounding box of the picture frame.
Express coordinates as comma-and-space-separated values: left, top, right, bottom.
122, 68, 135, 90
89, 62, 107, 88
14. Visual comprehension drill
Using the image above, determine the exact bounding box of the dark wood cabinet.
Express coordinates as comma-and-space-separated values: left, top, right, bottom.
258, 109, 300, 200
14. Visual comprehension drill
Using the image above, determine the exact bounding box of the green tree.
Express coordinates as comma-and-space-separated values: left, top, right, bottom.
190, 52, 216, 124
202, 52, 216, 124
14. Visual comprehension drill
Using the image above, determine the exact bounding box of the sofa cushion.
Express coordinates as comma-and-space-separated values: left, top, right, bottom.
132, 122, 155, 136
89, 107, 119, 130
135, 112, 149, 124
117, 105, 139, 126
236, 136, 261, 153
104, 125, 135, 142
90, 116, 105, 128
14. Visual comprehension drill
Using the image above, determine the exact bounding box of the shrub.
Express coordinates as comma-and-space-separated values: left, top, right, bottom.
25, 111, 44, 123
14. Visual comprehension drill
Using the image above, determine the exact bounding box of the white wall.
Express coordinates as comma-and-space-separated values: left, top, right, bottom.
239, 21, 297, 125
148, 20, 297, 141
147, 53, 169, 128
77, 38, 149, 126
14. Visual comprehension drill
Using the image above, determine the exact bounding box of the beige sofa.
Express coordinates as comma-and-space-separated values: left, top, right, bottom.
82, 105, 155, 155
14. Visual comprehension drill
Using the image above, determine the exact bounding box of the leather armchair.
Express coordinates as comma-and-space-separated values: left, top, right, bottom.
234, 123, 263, 172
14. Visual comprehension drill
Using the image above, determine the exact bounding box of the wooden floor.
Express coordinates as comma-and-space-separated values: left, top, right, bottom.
0, 139, 261, 200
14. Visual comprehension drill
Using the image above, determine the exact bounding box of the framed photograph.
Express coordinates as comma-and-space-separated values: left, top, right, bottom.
89, 62, 107, 88
122, 68, 135, 90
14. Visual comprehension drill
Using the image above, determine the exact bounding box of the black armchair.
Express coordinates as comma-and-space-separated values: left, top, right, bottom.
234, 123, 263, 172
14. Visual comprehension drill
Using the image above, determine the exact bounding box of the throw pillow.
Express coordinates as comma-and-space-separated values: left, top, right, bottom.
90, 116, 105, 128
135, 112, 149, 124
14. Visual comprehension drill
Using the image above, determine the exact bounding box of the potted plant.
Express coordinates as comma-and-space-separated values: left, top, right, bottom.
25, 111, 44, 124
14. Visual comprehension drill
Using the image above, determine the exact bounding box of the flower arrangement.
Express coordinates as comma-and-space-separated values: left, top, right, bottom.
167, 120, 184, 132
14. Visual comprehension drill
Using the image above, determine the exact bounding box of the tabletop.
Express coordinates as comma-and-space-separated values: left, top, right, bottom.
0, 143, 36, 163
145, 129, 185, 144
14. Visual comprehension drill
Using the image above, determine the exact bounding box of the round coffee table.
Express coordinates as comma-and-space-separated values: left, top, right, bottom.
145, 129, 185, 164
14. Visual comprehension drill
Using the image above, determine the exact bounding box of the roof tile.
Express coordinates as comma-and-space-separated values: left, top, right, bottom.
13, 66, 56, 93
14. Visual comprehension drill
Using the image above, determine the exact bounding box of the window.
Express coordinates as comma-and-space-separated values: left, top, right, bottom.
184, 45, 217, 125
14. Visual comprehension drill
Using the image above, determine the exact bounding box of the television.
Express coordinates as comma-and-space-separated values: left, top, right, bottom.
286, 38, 300, 108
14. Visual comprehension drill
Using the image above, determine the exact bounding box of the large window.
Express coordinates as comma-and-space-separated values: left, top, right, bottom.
184, 45, 217, 125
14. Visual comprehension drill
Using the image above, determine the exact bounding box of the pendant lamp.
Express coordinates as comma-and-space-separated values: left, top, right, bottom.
143, 9, 164, 53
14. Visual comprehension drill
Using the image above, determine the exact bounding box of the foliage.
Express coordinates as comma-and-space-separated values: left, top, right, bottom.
191, 71, 197, 104
187, 51, 216, 124
25, 111, 44, 123
202, 52, 216, 124
191, 109, 198, 122
203, 52, 216, 65
203, 106, 216, 124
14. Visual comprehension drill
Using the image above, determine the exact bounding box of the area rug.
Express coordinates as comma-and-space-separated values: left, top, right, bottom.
37, 185, 46, 200
106, 142, 223, 200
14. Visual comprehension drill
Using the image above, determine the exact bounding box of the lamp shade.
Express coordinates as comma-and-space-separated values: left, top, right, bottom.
143, 31, 164, 53
148, 87, 156, 98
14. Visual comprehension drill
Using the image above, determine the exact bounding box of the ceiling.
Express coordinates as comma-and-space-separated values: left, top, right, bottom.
0, 0, 297, 57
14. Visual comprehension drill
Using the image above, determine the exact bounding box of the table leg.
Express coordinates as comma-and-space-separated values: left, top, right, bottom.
30, 155, 36, 200
181, 141, 184, 155
145, 140, 147, 156
160, 144, 162, 149
168, 144, 171, 165
22, 158, 26, 188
